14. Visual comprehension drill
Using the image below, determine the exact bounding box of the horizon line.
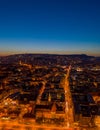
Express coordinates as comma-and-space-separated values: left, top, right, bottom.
0, 52, 100, 57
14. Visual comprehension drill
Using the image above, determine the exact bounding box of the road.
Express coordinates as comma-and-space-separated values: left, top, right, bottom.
63, 65, 74, 127
36, 81, 46, 104
0, 119, 74, 130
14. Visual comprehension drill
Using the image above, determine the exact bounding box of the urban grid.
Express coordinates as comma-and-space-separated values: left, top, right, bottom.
0, 54, 100, 130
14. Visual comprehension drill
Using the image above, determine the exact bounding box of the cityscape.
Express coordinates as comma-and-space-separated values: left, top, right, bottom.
0, 54, 100, 130
0, 0, 100, 129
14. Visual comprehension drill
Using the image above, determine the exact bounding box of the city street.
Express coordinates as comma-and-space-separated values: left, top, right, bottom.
0, 119, 74, 130
64, 65, 74, 127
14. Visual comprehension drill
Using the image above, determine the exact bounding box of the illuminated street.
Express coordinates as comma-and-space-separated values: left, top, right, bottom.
0, 119, 75, 130
63, 65, 74, 127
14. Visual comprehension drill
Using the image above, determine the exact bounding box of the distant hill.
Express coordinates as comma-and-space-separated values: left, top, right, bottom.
0, 53, 95, 58
0, 53, 99, 66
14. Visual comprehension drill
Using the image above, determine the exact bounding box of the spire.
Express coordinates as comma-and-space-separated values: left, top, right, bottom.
48, 92, 51, 102
51, 102, 57, 113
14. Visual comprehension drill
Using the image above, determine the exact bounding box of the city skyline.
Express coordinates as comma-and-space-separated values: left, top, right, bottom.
0, 0, 100, 56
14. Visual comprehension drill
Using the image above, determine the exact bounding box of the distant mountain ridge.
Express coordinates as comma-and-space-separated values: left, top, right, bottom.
0, 53, 99, 66
0, 53, 96, 58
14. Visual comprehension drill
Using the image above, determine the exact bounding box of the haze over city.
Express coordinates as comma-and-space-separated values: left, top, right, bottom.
0, 0, 100, 56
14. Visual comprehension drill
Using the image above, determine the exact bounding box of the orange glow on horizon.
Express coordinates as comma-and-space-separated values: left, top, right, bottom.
0, 50, 100, 57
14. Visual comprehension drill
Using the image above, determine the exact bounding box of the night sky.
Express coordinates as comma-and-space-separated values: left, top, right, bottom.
0, 0, 100, 56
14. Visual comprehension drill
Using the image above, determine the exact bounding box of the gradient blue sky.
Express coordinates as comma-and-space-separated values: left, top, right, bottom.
0, 0, 100, 56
